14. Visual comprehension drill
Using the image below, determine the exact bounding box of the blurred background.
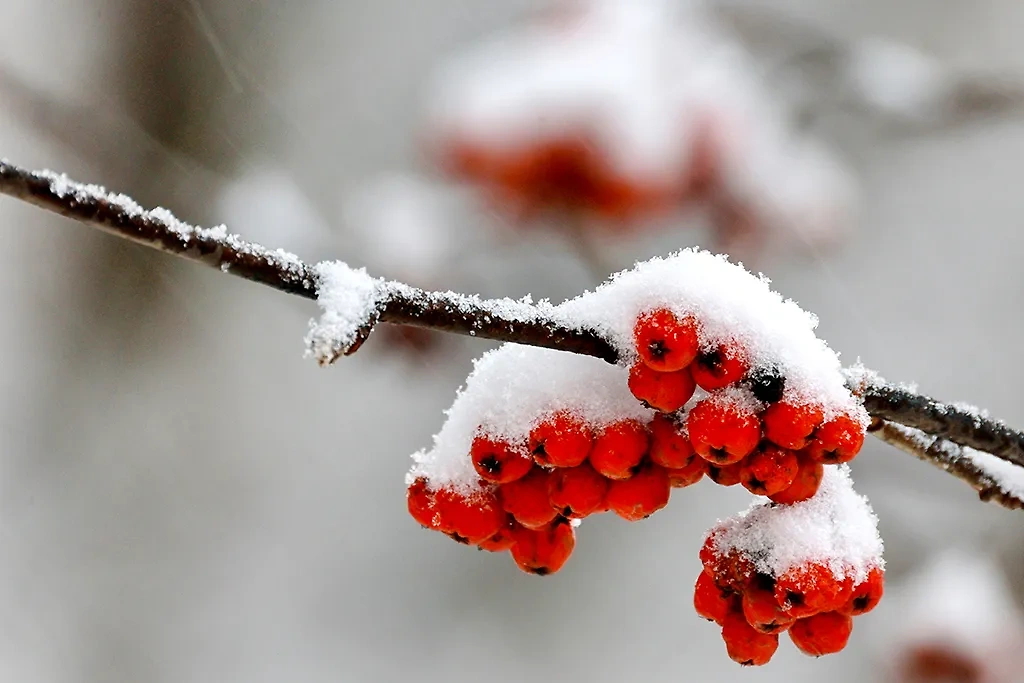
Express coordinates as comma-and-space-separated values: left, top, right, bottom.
1, 0, 1023, 681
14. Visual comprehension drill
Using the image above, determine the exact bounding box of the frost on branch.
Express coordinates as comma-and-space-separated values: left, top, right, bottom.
305, 261, 384, 365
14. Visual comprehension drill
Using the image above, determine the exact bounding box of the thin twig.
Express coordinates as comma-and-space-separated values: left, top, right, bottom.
3, 156, 1024, 501
869, 420, 1024, 510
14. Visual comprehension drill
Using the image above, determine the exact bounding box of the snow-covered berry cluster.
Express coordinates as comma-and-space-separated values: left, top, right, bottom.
424, 0, 856, 251
628, 307, 867, 503
405, 249, 883, 665
694, 467, 884, 665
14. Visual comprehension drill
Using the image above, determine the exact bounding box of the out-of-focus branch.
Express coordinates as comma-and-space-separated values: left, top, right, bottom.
869, 420, 1024, 510
2, 156, 1023, 505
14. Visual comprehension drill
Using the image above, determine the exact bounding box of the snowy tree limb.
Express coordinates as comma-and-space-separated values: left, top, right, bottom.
2, 156, 1023, 506
869, 420, 1024, 510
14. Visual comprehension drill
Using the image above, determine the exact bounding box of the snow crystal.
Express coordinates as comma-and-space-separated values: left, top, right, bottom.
305, 261, 384, 364
559, 248, 861, 417
408, 344, 653, 492
707, 466, 884, 583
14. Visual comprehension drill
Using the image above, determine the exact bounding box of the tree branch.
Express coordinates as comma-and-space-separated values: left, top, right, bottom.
2, 156, 1022, 507
869, 419, 1024, 510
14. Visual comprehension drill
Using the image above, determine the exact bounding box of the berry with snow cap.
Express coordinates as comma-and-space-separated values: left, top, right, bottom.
648, 413, 696, 469
692, 342, 750, 391
633, 308, 700, 372
763, 402, 825, 450
687, 395, 762, 465
805, 414, 866, 464
741, 444, 799, 496
627, 361, 696, 412
529, 412, 593, 468
471, 435, 534, 484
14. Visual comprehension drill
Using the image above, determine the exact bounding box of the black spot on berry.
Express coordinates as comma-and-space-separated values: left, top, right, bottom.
748, 367, 786, 403
478, 455, 501, 474
787, 591, 804, 606
648, 340, 668, 359
753, 573, 776, 592
698, 348, 722, 371
852, 595, 870, 612
747, 477, 766, 493
530, 567, 550, 576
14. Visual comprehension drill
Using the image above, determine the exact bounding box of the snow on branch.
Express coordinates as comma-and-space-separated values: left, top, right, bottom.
2, 156, 1023, 507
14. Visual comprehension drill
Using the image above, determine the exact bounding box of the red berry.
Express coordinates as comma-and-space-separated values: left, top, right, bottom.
547, 462, 609, 518
841, 567, 884, 616
477, 518, 518, 552
707, 460, 745, 487
501, 468, 560, 529
509, 518, 576, 575
789, 611, 854, 657
742, 583, 795, 634
763, 402, 824, 450
634, 309, 700, 372
805, 414, 866, 464
767, 453, 824, 504
741, 444, 799, 496
694, 570, 736, 625
434, 486, 507, 544
722, 609, 779, 666
471, 435, 533, 484
701, 535, 754, 590
606, 463, 671, 521
687, 398, 761, 465
590, 419, 649, 480
529, 412, 593, 468
627, 362, 696, 412
775, 563, 843, 617
407, 477, 439, 529
649, 413, 696, 469
666, 456, 706, 488
692, 342, 749, 391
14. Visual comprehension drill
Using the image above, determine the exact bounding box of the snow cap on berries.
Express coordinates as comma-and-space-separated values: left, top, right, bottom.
560, 248, 866, 420
706, 465, 884, 584
409, 345, 653, 493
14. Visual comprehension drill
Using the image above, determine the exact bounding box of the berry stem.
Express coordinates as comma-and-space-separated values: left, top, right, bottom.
3, 155, 1024, 507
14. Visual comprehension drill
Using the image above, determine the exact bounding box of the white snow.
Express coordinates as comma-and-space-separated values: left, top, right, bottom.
706, 465, 884, 583
305, 261, 384, 364
408, 344, 653, 492
560, 248, 864, 417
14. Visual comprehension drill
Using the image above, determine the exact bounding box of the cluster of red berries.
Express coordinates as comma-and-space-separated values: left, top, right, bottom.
695, 536, 885, 666
436, 120, 719, 225
629, 308, 866, 503
406, 406, 715, 575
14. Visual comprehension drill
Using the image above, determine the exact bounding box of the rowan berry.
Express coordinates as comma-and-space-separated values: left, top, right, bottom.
477, 517, 518, 552
707, 460, 745, 487
767, 454, 824, 505
501, 468, 560, 529
470, 435, 534, 484
743, 581, 796, 634
789, 611, 853, 657
529, 412, 593, 468
590, 419, 650, 479
722, 609, 780, 666
694, 570, 736, 625
407, 477, 439, 529
547, 462, 609, 518
628, 362, 696, 412
666, 455, 706, 488
687, 398, 761, 465
692, 342, 749, 391
840, 567, 884, 616
763, 402, 824, 450
633, 309, 700, 372
741, 444, 799, 496
606, 463, 671, 521
805, 414, 866, 464
701, 536, 754, 591
434, 486, 507, 545
774, 563, 843, 617
648, 413, 696, 469
509, 518, 576, 576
